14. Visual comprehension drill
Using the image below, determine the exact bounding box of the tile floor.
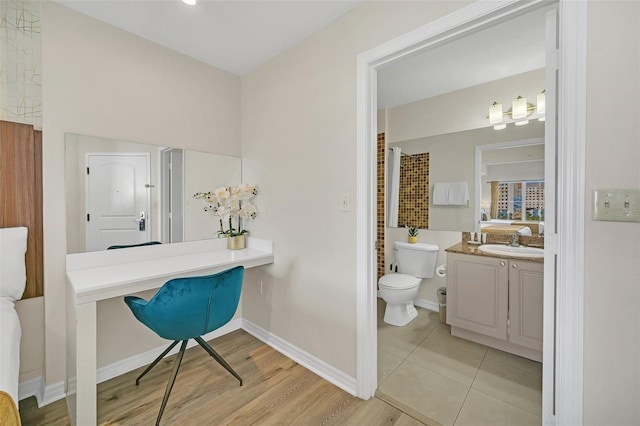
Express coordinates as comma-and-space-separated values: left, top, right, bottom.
376, 298, 542, 426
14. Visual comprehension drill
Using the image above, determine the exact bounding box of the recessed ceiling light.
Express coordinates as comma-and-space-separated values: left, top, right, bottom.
182, 0, 196, 5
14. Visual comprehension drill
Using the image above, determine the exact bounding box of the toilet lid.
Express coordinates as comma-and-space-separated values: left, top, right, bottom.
378, 273, 420, 290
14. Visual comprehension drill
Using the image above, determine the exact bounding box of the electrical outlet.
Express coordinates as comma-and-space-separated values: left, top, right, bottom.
593, 189, 640, 222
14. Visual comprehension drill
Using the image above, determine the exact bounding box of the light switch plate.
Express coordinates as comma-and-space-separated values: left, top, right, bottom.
593, 189, 640, 222
341, 192, 350, 212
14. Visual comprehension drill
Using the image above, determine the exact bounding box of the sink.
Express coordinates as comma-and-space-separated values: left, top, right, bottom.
477, 244, 544, 259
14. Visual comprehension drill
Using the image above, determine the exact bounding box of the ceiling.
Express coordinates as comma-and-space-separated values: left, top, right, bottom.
377, 6, 548, 108
56, 1, 548, 108
57, 0, 364, 76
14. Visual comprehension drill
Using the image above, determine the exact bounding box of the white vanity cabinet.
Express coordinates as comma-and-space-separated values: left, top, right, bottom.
446, 252, 543, 361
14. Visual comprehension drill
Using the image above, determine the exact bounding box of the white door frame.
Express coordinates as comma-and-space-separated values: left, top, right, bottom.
355, 1, 586, 425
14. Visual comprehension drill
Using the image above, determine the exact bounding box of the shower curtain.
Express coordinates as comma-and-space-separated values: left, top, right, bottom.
387, 147, 401, 227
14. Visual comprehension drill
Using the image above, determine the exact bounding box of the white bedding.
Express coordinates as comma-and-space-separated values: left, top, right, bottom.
0, 227, 28, 406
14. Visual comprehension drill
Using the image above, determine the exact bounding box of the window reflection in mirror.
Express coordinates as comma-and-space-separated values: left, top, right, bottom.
65, 133, 241, 253
478, 141, 545, 235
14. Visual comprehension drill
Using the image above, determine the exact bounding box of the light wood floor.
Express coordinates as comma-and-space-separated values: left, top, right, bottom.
19, 330, 428, 425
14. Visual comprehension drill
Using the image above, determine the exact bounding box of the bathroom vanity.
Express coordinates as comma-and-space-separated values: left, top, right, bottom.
445, 243, 543, 362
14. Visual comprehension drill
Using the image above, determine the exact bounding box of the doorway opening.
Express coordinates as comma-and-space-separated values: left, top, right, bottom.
356, 1, 587, 424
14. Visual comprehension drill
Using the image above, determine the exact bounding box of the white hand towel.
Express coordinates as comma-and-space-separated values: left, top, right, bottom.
432, 183, 449, 205
447, 182, 469, 205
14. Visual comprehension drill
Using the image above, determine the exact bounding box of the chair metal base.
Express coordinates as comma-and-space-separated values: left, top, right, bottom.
135, 338, 243, 425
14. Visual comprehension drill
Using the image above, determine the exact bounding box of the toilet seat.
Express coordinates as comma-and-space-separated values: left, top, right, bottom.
378, 273, 420, 290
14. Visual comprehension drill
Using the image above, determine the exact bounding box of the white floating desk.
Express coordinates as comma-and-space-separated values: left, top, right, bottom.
65, 237, 274, 425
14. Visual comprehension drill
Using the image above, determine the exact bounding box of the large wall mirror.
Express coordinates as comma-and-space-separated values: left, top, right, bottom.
387, 123, 544, 232
65, 133, 241, 253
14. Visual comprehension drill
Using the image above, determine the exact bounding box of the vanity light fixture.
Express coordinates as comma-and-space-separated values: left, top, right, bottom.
489, 102, 505, 130
512, 96, 530, 126
487, 91, 545, 130
182, 0, 196, 5
537, 90, 546, 121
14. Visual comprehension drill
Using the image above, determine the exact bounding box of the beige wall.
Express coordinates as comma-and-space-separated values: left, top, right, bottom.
36, 2, 241, 385
386, 69, 545, 144
240, 1, 471, 377
22, 1, 640, 422
584, 1, 640, 424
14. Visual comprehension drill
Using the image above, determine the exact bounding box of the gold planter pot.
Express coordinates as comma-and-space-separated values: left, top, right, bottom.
227, 235, 246, 250
408, 236, 418, 244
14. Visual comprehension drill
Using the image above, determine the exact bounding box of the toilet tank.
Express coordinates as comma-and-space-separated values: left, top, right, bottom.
394, 241, 439, 278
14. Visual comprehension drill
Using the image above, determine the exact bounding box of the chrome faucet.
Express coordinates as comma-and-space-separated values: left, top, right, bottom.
509, 233, 520, 247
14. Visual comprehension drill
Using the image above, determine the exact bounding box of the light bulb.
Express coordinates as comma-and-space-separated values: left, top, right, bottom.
512, 96, 527, 120
489, 102, 503, 125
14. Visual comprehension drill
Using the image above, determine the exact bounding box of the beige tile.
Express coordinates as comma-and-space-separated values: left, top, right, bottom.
378, 350, 404, 386
454, 389, 542, 426
472, 358, 542, 416
378, 303, 440, 359
426, 324, 488, 357
377, 361, 469, 426
484, 348, 542, 377
406, 334, 485, 386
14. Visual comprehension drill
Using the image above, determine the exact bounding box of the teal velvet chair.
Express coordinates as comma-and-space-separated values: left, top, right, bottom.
124, 265, 244, 425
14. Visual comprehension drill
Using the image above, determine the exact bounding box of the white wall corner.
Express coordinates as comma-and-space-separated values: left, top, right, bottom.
242, 319, 357, 396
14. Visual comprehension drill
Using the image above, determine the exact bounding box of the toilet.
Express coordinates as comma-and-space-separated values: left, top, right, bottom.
379, 241, 439, 326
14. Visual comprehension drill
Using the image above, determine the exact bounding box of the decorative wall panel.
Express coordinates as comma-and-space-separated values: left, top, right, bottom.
0, 0, 42, 129
377, 133, 385, 280
398, 153, 429, 229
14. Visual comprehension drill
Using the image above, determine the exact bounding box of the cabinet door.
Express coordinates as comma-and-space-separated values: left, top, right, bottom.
447, 253, 509, 340
508, 260, 544, 351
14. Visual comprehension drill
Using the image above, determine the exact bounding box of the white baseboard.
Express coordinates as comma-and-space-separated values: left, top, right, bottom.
414, 298, 439, 312
18, 318, 242, 408
376, 292, 439, 313
241, 319, 357, 396
39, 380, 66, 407
20, 317, 359, 408
96, 318, 242, 384
18, 376, 66, 407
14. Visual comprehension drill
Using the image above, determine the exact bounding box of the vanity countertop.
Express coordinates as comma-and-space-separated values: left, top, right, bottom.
445, 242, 544, 263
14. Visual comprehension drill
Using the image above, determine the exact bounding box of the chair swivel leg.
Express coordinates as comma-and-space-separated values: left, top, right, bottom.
136, 340, 180, 385
156, 340, 188, 426
194, 336, 243, 386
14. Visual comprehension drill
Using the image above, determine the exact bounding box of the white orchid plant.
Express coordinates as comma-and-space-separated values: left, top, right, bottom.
193, 183, 258, 237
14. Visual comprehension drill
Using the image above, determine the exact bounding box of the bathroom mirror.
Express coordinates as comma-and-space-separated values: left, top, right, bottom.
387, 123, 544, 231
65, 133, 241, 253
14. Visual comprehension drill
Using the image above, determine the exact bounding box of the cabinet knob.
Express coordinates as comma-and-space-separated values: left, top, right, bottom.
500, 261, 506, 267
512, 263, 518, 268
